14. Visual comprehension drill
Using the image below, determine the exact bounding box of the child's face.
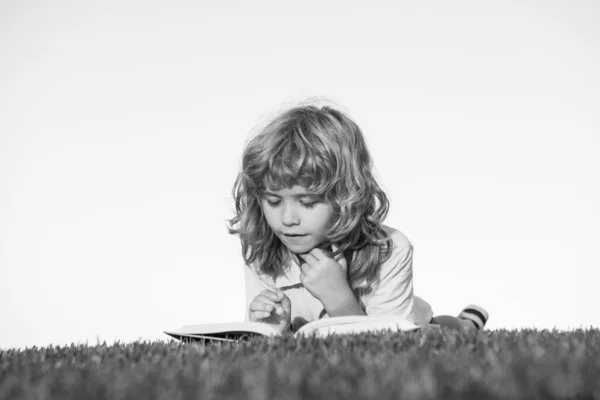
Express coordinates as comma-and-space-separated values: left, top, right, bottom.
261, 185, 336, 254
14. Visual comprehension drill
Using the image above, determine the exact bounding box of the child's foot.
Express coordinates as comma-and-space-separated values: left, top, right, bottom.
458, 305, 489, 330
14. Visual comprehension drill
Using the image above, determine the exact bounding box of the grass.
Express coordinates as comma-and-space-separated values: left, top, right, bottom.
1, 327, 599, 400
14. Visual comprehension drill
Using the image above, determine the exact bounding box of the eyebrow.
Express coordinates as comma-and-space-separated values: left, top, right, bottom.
263, 191, 320, 199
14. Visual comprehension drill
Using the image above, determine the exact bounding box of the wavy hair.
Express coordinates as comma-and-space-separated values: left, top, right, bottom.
227, 101, 393, 295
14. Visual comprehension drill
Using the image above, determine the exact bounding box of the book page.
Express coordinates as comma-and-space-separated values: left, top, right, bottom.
295, 315, 420, 337
164, 321, 280, 341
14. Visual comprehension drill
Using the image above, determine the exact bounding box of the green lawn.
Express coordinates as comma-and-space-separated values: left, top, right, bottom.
1, 328, 599, 399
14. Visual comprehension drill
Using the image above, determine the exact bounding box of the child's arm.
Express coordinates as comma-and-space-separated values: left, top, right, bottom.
298, 245, 366, 317
321, 289, 366, 317
363, 238, 416, 322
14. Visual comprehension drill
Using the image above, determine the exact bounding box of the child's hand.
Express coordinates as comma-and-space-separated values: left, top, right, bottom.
248, 289, 291, 332
299, 244, 351, 305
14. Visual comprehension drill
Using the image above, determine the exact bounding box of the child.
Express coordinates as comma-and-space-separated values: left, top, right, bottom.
227, 101, 489, 333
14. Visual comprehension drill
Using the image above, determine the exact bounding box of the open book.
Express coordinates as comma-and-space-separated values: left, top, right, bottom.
164, 315, 420, 342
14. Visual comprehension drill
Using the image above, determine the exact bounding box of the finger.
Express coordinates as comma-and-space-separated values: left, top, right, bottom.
299, 251, 319, 266
331, 244, 347, 270
260, 289, 283, 303
254, 295, 277, 307
259, 291, 285, 314
273, 289, 285, 302
299, 262, 310, 274
270, 293, 285, 315
251, 311, 272, 320
308, 248, 325, 260
281, 293, 291, 313
250, 300, 275, 313
252, 301, 284, 316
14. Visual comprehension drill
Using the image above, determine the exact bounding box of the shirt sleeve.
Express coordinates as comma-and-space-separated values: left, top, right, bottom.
363, 239, 416, 322
243, 264, 275, 322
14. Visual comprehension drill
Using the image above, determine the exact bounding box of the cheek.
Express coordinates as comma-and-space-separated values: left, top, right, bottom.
260, 204, 276, 227
265, 211, 278, 227
315, 207, 336, 230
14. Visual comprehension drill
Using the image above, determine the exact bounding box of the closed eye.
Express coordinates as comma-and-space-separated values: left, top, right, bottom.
300, 201, 318, 209
264, 200, 319, 209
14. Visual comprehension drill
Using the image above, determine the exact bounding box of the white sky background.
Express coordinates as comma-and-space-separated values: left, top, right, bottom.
1, 1, 599, 349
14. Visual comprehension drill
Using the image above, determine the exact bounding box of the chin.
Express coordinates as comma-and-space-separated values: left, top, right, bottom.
285, 245, 310, 254
283, 242, 314, 254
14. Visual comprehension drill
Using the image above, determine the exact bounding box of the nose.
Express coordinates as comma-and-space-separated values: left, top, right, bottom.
281, 202, 300, 226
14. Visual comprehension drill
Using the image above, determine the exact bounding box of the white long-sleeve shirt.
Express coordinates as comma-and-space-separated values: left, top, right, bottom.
244, 225, 433, 326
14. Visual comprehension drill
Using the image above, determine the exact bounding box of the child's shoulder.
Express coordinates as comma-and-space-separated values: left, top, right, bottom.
381, 224, 412, 250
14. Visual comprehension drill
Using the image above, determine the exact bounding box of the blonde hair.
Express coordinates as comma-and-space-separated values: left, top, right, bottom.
227, 101, 393, 295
